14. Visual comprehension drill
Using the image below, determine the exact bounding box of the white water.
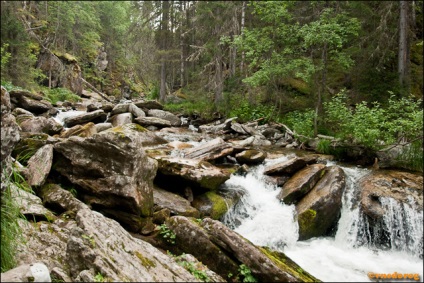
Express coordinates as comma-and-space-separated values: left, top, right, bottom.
221, 156, 424, 282
53, 109, 86, 126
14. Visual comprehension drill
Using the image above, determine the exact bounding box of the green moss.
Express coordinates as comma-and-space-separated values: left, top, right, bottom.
204, 191, 228, 220
134, 251, 156, 268
259, 247, 320, 282
298, 209, 317, 238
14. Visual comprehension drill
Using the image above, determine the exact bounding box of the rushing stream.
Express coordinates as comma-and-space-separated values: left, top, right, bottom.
54, 110, 423, 281
221, 156, 423, 282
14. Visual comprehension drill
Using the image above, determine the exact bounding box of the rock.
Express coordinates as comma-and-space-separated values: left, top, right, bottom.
108, 113, 133, 127
133, 100, 164, 110
173, 253, 226, 282
18, 186, 199, 282
10, 90, 53, 114
63, 109, 106, 127
128, 103, 146, 118
199, 117, 237, 134
230, 122, 249, 135
147, 109, 181, 126
154, 156, 231, 191
60, 122, 97, 138
1, 86, 20, 163
278, 164, 327, 205
25, 144, 54, 187
167, 140, 193, 150
53, 123, 158, 230
191, 191, 229, 219
0, 262, 51, 282
152, 208, 171, 224
200, 218, 319, 282
231, 135, 272, 147
183, 137, 233, 161
360, 170, 423, 219
109, 103, 129, 116
94, 122, 112, 133
12, 107, 34, 116
19, 116, 63, 135
12, 133, 58, 164
134, 116, 172, 128
264, 157, 307, 176
165, 216, 240, 278
153, 186, 200, 218
296, 166, 346, 240
10, 184, 55, 222
235, 149, 267, 165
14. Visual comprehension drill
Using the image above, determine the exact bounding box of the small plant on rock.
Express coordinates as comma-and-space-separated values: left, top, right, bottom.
159, 224, 176, 244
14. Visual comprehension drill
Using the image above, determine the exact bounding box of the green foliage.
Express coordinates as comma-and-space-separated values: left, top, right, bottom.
159, 224, 176, 244
1, 165, 27, 272
316, 139, 332, 155
94, 272, 105, 282
228, 99, 276, 124
324, 91, 423, 152
176, 256, 210, 282
282, 109, 315, 140
42, 87, 82, 105
1, 43, 11, 76
395, 140, 423, 172
238, 264, 257, 283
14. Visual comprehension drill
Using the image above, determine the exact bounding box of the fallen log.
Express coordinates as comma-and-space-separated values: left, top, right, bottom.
80, 77, 112, 102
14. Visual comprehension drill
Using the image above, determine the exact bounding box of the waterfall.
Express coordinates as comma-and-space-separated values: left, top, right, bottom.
221, 156, 423, 282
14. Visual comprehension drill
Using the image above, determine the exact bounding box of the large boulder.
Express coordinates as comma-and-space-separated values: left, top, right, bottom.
277, 164, 326, 205
16, 185, 200, 282
9, 89, 53, 114
134, 116, 172, 128
235, 149, 267, 165
264, 157, 307, 176
191, 191, 230, 220
53, 123, 158, 231
60, 122, 98, 138
0, 262, 51, 282
360, 170, 423, 220
295, 166, 346, 240
147, 109, 181, 126
154, 156, 231, 191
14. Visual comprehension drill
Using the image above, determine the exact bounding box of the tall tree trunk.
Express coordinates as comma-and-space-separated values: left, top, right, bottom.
398, 0, 410, 91
214, 44, 223, 106
159, 0, 170, 102
240, 1, 246, 75
180, 0, 185, 87
314, 43, 328, 137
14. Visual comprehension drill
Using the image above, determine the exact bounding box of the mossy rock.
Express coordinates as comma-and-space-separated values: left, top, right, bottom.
259, 246, 320, 282
192, 191, 228, 220
297, 209, 318, 239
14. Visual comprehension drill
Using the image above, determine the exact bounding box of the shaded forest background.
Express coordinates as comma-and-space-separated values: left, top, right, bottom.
1, 1, 423, 139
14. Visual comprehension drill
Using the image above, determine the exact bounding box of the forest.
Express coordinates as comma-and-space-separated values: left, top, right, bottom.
1, 0, 423, 169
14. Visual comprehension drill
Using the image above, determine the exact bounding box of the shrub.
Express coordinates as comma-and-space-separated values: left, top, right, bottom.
281, 109, 315, 141
42, 87, 82, 105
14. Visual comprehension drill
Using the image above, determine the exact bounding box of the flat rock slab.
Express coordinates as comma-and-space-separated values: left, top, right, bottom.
63, 109, 107, 127
153, 186, 200, 218
183, 137, 233, 161
278, 163, 326, 205
154, 156, 231, 190
134, 116, 172, 128
264, 157, 307, 176
25, 144, 54, 187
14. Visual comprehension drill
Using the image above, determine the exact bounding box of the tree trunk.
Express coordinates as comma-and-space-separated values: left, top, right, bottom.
314, 42, 328, 137
398, 0, 410, 90
240, 1, 246, 75
159, 0, 170, 102
180, 0, 185, 87
214, 44, 223, 106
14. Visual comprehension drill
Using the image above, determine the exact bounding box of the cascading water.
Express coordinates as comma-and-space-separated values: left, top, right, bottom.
221, 156, 424, 282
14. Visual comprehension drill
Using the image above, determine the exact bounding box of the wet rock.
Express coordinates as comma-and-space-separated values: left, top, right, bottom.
360, 170, 423, 219
63, 109, 106, 127
296, 166, 346, 240
191, 191, 229, 220
154, 156, 231, 191
153, 186, 200, 218
278, 164, 327, 205
183, 137, 233, 161
235, 149, 267, 165
147, 109, 181, 126
264, 157, 307, 176
200, 218, 319, 282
